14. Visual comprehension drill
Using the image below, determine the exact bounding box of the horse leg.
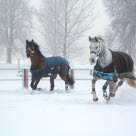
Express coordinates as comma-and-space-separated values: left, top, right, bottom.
30, 79, 41, 94
59, 75, 68, 90
32, 79, 40, 90
50, 76, 55, 91
30, 80, 35, 89
91, 79, 98, 102
111, 78, 125, 97
66, 74, 75, 85
109, 81, 117, 97
102, 80, 110, 100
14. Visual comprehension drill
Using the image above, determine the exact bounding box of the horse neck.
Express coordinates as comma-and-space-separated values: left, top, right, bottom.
30, 54, 44, 70
98, 43, 112, 68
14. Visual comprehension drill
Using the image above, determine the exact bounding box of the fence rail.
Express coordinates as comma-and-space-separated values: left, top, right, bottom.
0, 68, 93, 81
0, 68, 135, 81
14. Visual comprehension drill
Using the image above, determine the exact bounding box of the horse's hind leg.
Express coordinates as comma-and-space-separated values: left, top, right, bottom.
102, 80, 111, 100
109, 81, 117, 96
50, 76, 55, 91
66, 74, 75, 85
111, 78, 125, 97
59, 75, 68, 90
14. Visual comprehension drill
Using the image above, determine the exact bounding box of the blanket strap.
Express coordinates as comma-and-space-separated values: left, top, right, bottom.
93, 66, 118, 81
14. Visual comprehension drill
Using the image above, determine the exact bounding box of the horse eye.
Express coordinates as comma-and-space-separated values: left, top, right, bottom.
96, 47, 98, 49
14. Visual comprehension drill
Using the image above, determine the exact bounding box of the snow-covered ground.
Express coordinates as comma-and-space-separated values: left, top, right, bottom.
0, 66, 136, 136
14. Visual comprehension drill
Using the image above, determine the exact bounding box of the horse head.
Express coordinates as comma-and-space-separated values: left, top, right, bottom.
26, 39, 35, 58
89, 36, 102, 65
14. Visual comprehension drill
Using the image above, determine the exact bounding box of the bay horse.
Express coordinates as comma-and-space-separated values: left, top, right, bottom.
26, 39, 74, 92
89, 36, 136, 102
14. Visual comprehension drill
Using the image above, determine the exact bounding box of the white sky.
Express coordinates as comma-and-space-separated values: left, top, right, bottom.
30, 0, 110, 36
90, 0, 110, 36
30, 0, 110, 64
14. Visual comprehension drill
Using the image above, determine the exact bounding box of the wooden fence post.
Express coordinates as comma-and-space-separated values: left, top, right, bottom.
69, 69, 74, 89
22, 69, 28, 89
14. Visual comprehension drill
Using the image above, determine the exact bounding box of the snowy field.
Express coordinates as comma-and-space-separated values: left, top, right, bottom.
0, 65, 136, 136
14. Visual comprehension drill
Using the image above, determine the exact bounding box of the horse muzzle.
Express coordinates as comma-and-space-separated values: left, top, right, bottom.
89, 58, 95, 65
26, 50, 34, 57
89, 57, 98, 65
26, 53, 30, 58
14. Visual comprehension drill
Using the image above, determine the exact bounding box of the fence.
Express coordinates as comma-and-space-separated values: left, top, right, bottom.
0, 68, 93, 89
22, 68, 93, 89
0, 67, 135, 89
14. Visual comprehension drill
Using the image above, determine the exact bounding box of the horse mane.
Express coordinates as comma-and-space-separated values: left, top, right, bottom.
33, 41, 44, 57
97, 36, 111, 50
97, 36, 106, 43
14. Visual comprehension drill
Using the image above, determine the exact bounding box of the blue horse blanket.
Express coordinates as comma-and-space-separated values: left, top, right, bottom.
93, 69, 115, 80
31, 56, 70, 80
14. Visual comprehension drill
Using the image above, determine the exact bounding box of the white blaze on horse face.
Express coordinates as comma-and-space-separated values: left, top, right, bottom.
89, 41, 101, 65
26, 45, 35, 57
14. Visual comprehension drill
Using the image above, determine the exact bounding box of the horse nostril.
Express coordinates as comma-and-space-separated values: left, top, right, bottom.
26, 52, 30, 57
89, 58, 95, 64
92, 59, 94, 63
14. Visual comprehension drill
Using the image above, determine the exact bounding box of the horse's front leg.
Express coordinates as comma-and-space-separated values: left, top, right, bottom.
30, 79, 40, 90
91, 79, 98, 102
102, 80, 110, 100
30, 80, 35, 89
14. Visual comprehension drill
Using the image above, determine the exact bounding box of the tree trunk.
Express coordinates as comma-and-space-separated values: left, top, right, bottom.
63, 0, 68, 59
54, 0, 57, 55
63, 36, 67, 59
7, 48, 12, 63
7, 26, 13, 63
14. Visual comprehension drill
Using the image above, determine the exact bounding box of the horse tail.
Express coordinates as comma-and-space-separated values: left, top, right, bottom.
126, 70, 136, 88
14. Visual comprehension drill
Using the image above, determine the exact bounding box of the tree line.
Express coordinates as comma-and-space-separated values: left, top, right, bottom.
0, 0, 95, 63
0, 0, 136, 63
104, 0, 136, 63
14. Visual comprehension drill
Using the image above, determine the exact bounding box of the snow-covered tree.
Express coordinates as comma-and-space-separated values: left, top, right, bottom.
0, 0, 33, 63
39, 0, 95, 60
104, 0, 136, 62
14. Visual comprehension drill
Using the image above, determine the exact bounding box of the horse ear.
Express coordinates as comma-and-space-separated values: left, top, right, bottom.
32, 39, 34, 43
26, 40, 28, 44
89, 36, 92, 41
95, 37, 98, 42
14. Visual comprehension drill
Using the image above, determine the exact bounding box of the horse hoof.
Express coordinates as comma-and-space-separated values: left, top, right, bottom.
50, 88, 54, 91
93, 97, 98, 102
65, 85, 69, 91
37, 88, 42, 91
111, 93, 115, 97
65, 88, 68, 91
103, 96, 110, 100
